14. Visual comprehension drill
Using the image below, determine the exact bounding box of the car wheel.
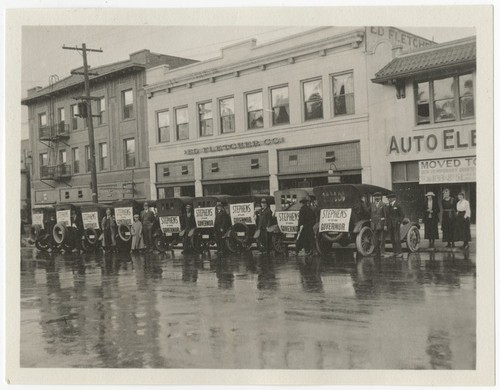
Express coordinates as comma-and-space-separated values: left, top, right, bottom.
154, 235, 170, 253
315, 234, 332, 257
35, 234, 52, 251
52, 223, 67, 245
406, 225, 420, 252
355, 226, 375, 256
272, 234, 287, 254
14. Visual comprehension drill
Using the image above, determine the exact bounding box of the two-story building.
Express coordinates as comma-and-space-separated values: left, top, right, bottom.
371, 36, 476, 222
145, 27, 434, 199
22, 50, 196, 207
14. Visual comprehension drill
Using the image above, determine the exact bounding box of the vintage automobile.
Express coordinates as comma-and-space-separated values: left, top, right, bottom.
190, 195, 232, 253
112, 199, 142, 251
225, 195, 275, 253
313, 184, 421, 256
52, 203, 84, 251
153, 197, 193, 252
30, 205, 57, 251
80, 203, 109, 252
270, 188, 316, 254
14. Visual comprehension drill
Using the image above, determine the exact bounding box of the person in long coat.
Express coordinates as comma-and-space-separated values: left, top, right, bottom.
385, 193, 404, 257
130, 214, 144, 252
368, 192, 387, 256
296, 197, 316, 255
258, 198, 273, 253
181, 204, 196, 253
214, 201, 231, 254
441, 188, 456, 248
101, 208, 117, 253
423, 191, 440, 249
454, 192, 471, 250
140, 202, 156, 252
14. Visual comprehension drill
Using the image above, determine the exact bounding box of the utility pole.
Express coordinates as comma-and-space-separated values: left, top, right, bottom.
62, 43, 103, 203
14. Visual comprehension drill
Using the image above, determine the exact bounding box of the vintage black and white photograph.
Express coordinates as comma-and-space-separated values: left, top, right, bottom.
5, 5, 494, 386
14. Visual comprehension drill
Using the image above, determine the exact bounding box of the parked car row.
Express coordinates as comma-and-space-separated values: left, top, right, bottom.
30, 184, 421, 256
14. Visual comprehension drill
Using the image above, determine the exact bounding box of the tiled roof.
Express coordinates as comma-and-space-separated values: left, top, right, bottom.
22, 52, 197, 104
372, 36, 476, 83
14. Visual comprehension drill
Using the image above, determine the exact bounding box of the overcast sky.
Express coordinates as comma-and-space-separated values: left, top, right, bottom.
21, 25, 475, 139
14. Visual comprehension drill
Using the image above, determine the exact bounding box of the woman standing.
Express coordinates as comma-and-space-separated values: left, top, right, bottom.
101, 208, 117, 253
423, 192, 440, 249
455, 192, 472, 250
130, 214, 145, 252
441, 188, 456, 248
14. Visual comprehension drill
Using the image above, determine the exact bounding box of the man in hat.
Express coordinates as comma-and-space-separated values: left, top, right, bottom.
181, 203, 196, 253
369, 192, 387, 257
214, 201, 231, 254
385, 193, 404, 257
140, 202, 156, 252
258, 198, 273, 253
296, 197, 316, 255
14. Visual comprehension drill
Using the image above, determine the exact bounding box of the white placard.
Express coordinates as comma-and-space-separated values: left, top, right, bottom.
319, 208, 352, 233
115, 207, 133, 226
419, 157, 476, 184
230, 203, 255, 225
56, 210, 71, 226
194, 207, 216, 228
82, 211, 99, 229
159, 215, 181, 234
32, 213, 44, 229
275, 211, 300, 233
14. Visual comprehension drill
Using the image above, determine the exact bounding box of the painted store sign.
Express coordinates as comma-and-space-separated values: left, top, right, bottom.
419, 157, 476, 184
389, 129, 476, 154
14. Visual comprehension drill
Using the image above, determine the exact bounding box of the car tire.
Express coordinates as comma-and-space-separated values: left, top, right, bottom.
355, 226, 375, 256
406, 225, 420, 253
154, 235, 170, 253
35, 234, 52, 251
315, 234, 332, 257
53, 223, 67, 245
118, 224, 132, 242
272, 234, 287, 255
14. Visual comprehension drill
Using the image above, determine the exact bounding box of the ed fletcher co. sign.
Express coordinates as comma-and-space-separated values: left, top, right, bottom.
184, 137, 285, 155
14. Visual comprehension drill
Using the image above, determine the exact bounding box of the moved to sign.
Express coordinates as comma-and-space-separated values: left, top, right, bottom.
419, 157, 476, 184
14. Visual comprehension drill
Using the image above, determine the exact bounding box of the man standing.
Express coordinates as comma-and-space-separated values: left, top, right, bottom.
140, 202, 156, 252
70, 209, 83, 254
386, 193, 404, 258
214, 201, 231, 254
369, 192, 387, 257
181, 204, 196, 253
296, 197, 316, 255
258, 198, 273, 254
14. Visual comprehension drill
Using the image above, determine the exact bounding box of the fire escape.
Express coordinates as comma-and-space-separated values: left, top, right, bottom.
38, 75, 72, 188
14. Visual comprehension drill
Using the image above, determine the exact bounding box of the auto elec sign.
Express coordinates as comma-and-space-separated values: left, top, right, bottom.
419, 157, 476, 184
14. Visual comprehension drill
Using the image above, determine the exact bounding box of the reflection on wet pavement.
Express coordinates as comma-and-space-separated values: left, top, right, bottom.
20, 248, 476, 369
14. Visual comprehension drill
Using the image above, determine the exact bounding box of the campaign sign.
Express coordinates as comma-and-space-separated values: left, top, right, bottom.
82, 211, 99, 229
115, 207, 133, 226
32, 213, 44, 229
276, 211, 300, 233
230, 203, 255, 225
319, 208, 352, 233
159, 215, 181, 234
194, 207, 216, 228
56, 210, 71, 226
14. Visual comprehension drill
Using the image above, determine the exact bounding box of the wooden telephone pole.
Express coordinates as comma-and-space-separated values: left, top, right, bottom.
62, 43, 103, 203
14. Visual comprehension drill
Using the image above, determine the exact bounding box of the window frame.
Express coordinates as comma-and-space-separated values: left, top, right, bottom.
85, 145, 91, 172
302, 77, 324, 121
38, 112, 47, 128
246, 90, 264, 130
39, 152, 48, 177
122, 89, 134, 120
198, 101, 213, 137
270, 84, 290, 126
175, 106, 189, 141
219, 96, 235, 134
124, 138, 136, 168
99, 142, 108, 171
72, 147, 80, 174
57, 107, 65, 125
157, 110, 170, 143
70, 104, 79, 130
332, 71, 355, 116
97, 97, 106, 125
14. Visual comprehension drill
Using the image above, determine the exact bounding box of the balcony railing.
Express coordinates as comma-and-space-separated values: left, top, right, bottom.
40, 164, 72, 180
38, 122, 70, 141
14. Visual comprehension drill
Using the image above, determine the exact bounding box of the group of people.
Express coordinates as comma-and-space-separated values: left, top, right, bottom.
423, 188, 472, 250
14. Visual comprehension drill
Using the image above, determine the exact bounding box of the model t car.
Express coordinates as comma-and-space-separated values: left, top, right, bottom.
80, 203, 109, 252
313, 184, 420, 256
225, 195, 275, 253
190, 195, 232, 253
30, 205, 57, 251
52, 203, 84, 252
153, 197, 193, 252
112, 199, 142, 251
270, 188, 315, 254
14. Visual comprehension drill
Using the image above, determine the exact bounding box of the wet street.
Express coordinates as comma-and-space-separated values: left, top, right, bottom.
20, 247, 476, 369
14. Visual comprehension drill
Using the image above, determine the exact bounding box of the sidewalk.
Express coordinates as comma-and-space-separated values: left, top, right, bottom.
417, 224, 476, 254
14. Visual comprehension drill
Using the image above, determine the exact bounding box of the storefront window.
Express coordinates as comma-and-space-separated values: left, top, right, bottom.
198, 102, 213, 137
246, 91, 263, 129
175, 107, 189, 140
303, 79, 323, 121
219, 97, 235, 134
271, 86, 290, 125
333, 72, 354, 116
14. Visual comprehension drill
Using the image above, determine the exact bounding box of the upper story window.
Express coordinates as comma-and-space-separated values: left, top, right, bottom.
38, 113, 47, 127
57, 107, 65, 124
198, 102, 213, 137
39, 152, 48, 177
99, 142, 108, 170
72, 147, 79, 174
122, 89, 134, 119
175, 107, 189, 141
415, 73, 474, 125
124, 138, 135, 168
59, 149, 67, 164
97, 97, 106, 125
302, 78, 323, 121
271, 86, 290, 125
333, 72, 354, 116
157, 110, 170, 143
85, 145, 91, 172
219, 97, 235, 134
246, 91, 263, 130
70, 104, 79, 130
